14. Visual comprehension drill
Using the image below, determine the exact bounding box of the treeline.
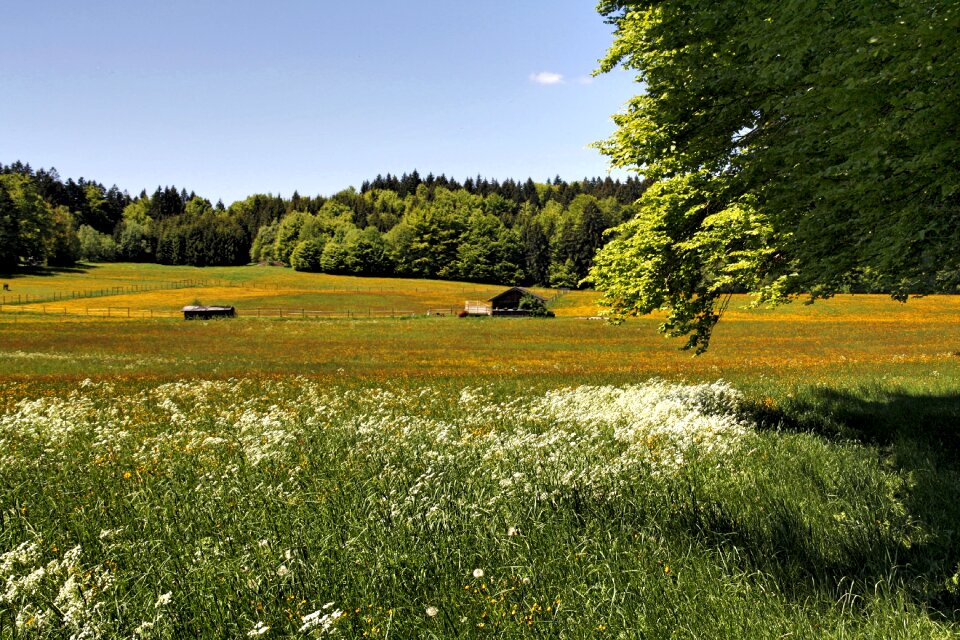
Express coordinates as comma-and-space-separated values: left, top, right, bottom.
0, 162, 647, 287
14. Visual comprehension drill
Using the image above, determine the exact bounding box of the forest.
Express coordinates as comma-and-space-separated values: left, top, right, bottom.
0, 162, 646, 288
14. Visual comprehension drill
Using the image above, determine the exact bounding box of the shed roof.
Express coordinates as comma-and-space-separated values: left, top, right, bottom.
487, 287, 546, 303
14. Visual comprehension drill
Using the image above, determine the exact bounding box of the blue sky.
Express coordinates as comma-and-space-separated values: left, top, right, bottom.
1, 1, 639, 204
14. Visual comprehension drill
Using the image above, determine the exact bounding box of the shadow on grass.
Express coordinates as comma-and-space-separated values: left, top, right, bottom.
751, 386, 960, 451
737, 387, 960, 617
0, 263, 92, 281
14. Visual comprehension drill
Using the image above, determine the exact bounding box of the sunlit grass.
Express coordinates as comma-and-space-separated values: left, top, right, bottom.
1, 377, 958, 638
3, 265, 960, 637
0, 263, 559, 314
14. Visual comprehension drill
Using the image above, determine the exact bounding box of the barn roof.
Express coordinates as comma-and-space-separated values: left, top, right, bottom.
487, 287, 546, 303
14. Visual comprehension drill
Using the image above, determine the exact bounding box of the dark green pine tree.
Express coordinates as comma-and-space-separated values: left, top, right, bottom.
519, 218, 550, 285
0, 184, 19, 271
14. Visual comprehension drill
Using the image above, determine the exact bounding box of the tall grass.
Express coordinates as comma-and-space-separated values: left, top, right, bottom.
1, 377, 958, 638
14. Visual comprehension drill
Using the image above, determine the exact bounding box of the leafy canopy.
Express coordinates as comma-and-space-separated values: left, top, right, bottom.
589, 0, 960, 352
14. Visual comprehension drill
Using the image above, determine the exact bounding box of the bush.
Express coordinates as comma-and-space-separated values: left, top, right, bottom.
518, 294, 554, 317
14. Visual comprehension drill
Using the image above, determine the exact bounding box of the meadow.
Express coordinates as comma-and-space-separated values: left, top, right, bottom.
1, 264, 959, 638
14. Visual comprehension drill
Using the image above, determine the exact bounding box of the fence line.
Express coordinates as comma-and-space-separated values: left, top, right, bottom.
0, 278, 523, 307
0, 279, 215, 307
0, 304, 421, 320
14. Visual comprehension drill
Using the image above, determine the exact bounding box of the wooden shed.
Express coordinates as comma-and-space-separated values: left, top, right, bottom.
488, 287, 545, 311
463, 287, 549, 316
182, 305, 236, 320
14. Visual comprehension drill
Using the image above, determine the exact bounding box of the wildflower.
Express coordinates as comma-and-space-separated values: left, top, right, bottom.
425, 606, 439, 617
299, 607, 344, 633
507, 526, 519, 537
472, 568, 484, 579
521, 577, 531, 585
247, 621, 270, 636
277, 565, 290, 577
155, 592, 173, 608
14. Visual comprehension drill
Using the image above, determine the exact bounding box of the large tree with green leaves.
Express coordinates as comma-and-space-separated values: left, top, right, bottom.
589, 0, 960, 352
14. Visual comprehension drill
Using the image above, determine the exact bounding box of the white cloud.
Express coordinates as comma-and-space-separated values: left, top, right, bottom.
530, 71, 564, 85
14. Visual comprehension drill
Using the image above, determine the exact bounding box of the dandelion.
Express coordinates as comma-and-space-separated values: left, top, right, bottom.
247, 621, 270, 636
277, 565, 290, 577
425, 606, 439, 617
472, 568, 484, 579
521, 577, 531, 585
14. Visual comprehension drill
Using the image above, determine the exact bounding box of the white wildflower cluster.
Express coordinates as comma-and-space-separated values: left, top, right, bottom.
1, 377, 751, 503
299, 602, 344, 634
134, 591, 174, 637
291, 379, 758, 528
0, 376, 756, 629
0, 378, 304, 476
247, 620, 270, 636
0, 540, 113, 639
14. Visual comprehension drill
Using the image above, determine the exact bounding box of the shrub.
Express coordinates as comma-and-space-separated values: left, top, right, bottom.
518, 294, 554, 317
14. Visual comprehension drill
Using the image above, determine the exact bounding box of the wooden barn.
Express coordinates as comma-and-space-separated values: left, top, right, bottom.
464, 287, 547, 316
182, 305, 236, 320
489, 287, 545, 311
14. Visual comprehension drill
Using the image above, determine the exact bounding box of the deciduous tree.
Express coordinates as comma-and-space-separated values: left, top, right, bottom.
589, 0, 960, 352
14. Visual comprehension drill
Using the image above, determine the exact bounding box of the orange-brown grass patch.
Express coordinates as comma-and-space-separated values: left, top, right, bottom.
2, 296, 959, 388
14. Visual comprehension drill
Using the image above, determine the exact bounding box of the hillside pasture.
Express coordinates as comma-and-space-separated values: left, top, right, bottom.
0, 263, 558, 316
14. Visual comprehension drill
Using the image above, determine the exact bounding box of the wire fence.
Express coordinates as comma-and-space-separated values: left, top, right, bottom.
0, 279, 216, 306
0, 278, 518, 307
0, 304, 423, 320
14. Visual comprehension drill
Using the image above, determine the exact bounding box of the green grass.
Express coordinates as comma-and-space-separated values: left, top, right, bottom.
1, 265, 960, 637
1, 378, 958, 638
0, 263, 541, 313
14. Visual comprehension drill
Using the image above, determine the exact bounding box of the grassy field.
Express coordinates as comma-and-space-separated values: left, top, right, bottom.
1, 265, 959, 638
0, 263, 559, 317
